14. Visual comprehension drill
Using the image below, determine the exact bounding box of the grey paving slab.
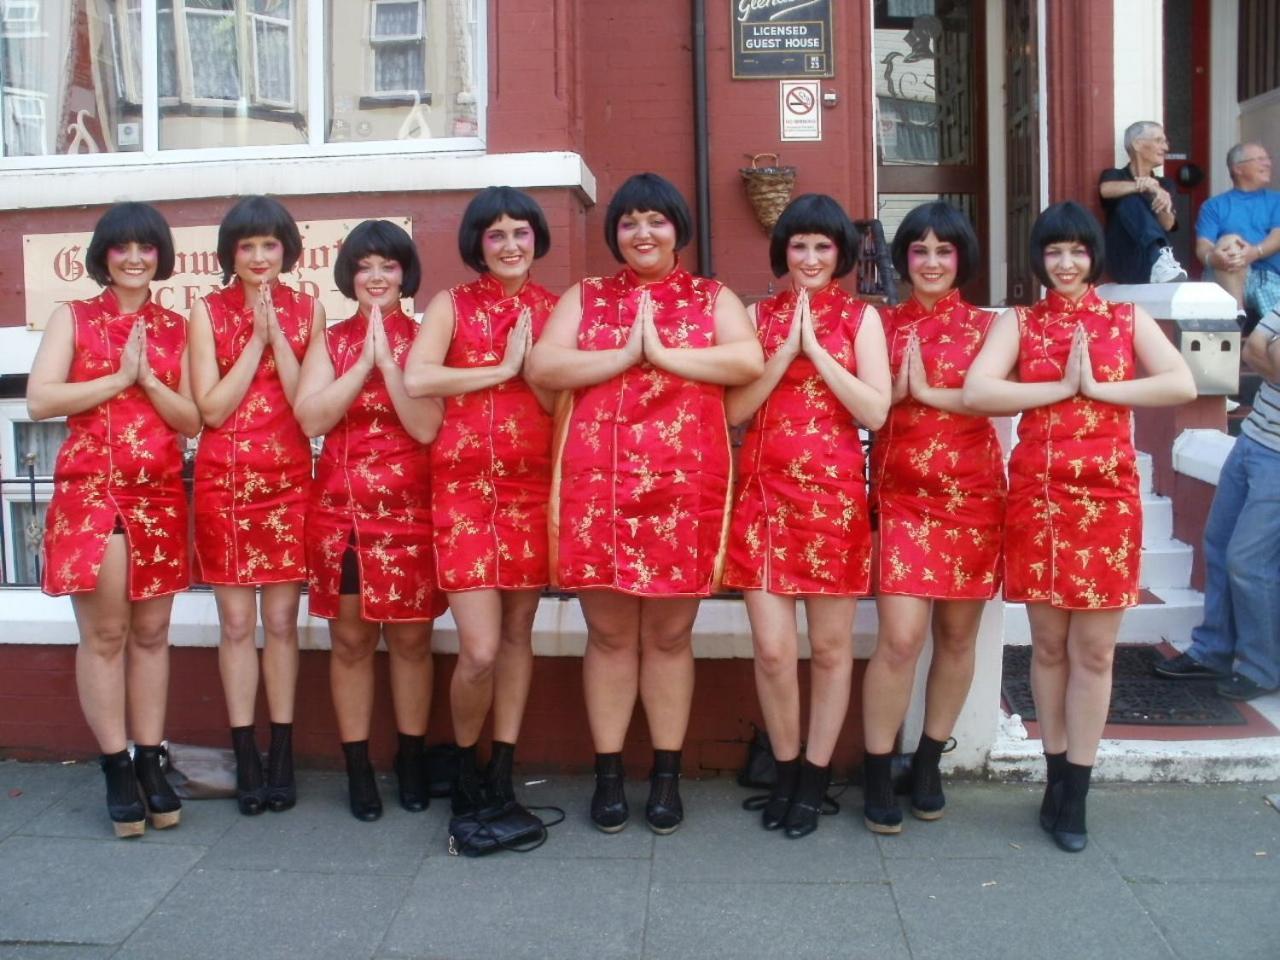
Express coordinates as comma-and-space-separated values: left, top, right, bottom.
1130, 880, 1280, 960
651, 778, 885, 883
381, 856, 649, 960
20, 778, 241, 847
199, 772, 440, 876
886, 856, 1177, 960
873, 782, 1079, 861
0, 947, 115, 959
0, 760, 94, 840
0, 835, 203, 946
114, 867, 407, 960
1091, 783, 1280, 881
645, 880, 909, 960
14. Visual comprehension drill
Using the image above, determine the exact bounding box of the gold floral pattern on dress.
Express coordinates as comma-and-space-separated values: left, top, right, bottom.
42, 290, 190, 600
871, 290, 1005, 599
723, 283, 871, 596
305, 309, 443, 622
1004, 288, 1140, 609
554, 264, 730, 596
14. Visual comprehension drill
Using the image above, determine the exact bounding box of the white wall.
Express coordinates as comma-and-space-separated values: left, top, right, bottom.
1111, 0, 1164, 164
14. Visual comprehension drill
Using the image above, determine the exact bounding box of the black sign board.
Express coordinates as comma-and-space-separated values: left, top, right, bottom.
732, 0, 834, 79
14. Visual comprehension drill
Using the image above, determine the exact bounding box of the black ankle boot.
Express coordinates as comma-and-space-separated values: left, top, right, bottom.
99, 750, 145, 838
394, 733, 429, 812
231, 725, 266, 816
910, 734, 947, 821
451, 744, 490, 816
265, 722, 296, 812
783, 759, 831, 839
862, 751, 902, 834
761, 757, 800, 831
341, 740, 382, 822
591, 752, 628, 833
1052, 761, 1092, 853
486, 740, 517, 806
133, 744, 182, 829
646, 749, 683, 835
1040, 751, 1067, 832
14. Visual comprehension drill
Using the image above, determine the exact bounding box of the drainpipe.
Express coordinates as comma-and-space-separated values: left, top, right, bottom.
693, 0, 713, 277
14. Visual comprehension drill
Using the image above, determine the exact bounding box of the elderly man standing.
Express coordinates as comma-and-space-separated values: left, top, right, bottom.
1196, 143, 1280, 322
1154, 306, 1280, 701
1099, 121, 1188, 283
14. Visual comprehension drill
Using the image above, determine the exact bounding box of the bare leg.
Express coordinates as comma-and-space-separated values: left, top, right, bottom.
385, 621, 433, 737
493, 589, 540, 744
214, 585, 260, 728
921, 599, 986, 742
447, 589, 502, 747
863, 594, 932, 754
259, 582, 302, 724
580, 591, 641, 753
801, 595, 857, 766
328, 596, 379, 742
637, 597, 700, 751
1063, 609, 1125, 765
70, 535, 132, 754
743, 590, 801, 761
1026, 603, 1071, 755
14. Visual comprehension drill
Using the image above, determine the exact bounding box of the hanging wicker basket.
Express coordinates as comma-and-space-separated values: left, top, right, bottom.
740, 153, 797, 232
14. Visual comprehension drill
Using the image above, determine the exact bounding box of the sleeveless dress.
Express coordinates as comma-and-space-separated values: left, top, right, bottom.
305, 308, 443, 622
551, 264, 731, 596
723, 283, 872, 595
42, 289, 190, 601
193, 280, 314, 585
871, 290, 1005, 599
432, 273, 557, 591
1004, 288, 1141, 610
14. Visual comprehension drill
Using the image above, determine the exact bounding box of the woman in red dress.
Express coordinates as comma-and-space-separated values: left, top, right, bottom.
294, 220, 445, 822
863, 202, 1005, 833
28, 202, 201, 837
404, 187, 557, 814
724, 194, 891, 838
528, 173, 764, 834
191, 196, 324, 816
965, 202, 1194, 851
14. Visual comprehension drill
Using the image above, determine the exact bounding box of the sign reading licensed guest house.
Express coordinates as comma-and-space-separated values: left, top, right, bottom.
732, 0, 834, 79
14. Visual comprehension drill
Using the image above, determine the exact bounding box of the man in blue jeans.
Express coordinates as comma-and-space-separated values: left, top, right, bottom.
1155, 306, 1280, 699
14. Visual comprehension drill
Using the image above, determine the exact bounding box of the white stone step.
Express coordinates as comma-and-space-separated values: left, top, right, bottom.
1141, 492, 1173, 544
1140, 538, 1194, 589
1003, 587, 1205, 646
1137, 450, 1153, 495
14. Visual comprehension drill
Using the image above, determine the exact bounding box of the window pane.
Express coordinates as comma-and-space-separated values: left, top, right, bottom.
328, 0, 479, 143
13, 421, 69, 477
1, 0, 144, 156
159, 0, 306, 149
8, 500, 48, 585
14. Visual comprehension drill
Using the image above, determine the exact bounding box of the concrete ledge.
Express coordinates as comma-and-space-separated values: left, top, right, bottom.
1172, 427, 1235, 485
1096, 280, 1238, 320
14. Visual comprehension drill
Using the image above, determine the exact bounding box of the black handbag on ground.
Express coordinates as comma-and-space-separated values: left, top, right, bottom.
447, 801, 565, 857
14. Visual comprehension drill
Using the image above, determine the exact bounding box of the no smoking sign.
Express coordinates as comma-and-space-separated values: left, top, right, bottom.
780, 80, 821, 141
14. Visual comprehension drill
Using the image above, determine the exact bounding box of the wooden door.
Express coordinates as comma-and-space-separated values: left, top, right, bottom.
1004, 0, 1039, 305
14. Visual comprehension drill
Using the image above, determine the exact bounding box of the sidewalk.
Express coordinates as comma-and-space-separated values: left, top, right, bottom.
2, 762, 1278, 960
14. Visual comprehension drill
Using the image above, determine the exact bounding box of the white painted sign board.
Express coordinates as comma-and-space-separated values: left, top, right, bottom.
779, 80, 821, 141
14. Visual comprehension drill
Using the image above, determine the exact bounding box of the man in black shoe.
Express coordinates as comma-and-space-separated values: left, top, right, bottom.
1154, 306, 1280, 701
1099, 121, 1188, 284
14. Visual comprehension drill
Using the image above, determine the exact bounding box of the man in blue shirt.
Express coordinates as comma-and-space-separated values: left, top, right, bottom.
1195, 143, 1280, 322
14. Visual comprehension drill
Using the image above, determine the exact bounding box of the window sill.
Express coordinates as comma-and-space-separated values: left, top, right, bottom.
0, 149, 598, 211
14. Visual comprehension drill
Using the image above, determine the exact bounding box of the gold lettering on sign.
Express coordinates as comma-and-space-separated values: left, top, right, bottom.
22, 218, 413, 331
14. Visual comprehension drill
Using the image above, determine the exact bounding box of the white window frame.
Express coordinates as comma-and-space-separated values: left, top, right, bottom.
0, 0, 487, 169
368, 0, 427, 98
176, 0, 243, 107
1, 86, 47, 157
1, 0, 40, 30
0, 399, 60, 586
249, 1, 295, 108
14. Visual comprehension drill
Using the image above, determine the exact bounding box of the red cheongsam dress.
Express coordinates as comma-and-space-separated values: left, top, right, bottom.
193, 280, 314, 585
1004, 288, 1141, 609
305, 309, 443, 622
42, 289, 190, 600
432, 274, 557, 591
552, 264, 731, 596
871, 290, 1005, 599
723, 283, 872, 595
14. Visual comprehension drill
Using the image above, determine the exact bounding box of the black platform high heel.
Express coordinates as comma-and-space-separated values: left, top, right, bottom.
99, 750, 146, 838
133, 744, 182, 829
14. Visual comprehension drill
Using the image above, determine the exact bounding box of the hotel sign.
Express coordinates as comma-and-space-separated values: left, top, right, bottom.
22, 218, 413, 331
732, 0, 834, 79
